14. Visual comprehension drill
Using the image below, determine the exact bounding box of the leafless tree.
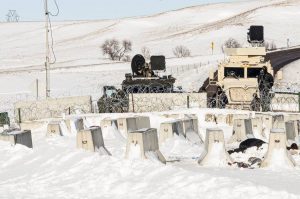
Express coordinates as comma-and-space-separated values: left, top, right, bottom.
173, 45, 191, 58
141, 46, 151, 60
101, 39, 132, 61
221, 38, 241, 53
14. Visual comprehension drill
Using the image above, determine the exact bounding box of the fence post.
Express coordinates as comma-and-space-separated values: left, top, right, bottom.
187, 95, 190, 108
131, 93, 135, 113
18, 108, 21, 124
298, 92, 300, 112
68, 107, 71, 115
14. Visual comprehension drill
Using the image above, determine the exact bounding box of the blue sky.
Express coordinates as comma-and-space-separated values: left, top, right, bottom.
0, 0, 240, 21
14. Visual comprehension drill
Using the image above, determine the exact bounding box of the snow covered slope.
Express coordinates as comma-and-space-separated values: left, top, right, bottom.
0, 0, 300, 70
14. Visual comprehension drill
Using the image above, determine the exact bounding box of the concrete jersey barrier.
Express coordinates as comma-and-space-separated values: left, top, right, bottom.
14, 96, 92, 122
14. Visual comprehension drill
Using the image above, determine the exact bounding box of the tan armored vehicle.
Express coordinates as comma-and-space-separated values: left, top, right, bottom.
211, 47, 273, 109
202, 26, 282, 110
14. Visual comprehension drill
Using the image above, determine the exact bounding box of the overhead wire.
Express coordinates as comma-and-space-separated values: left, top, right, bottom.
47, 0, 59, 64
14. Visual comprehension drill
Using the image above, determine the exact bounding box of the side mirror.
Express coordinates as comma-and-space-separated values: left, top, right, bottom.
276, 70, 283, 80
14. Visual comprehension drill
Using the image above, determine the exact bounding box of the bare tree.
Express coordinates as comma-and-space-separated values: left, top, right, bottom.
264, 41, 277, 51
141, 46, 151, 60
173, 45, 191, 58
222, 38, 241, 51
101, 39, 132, 61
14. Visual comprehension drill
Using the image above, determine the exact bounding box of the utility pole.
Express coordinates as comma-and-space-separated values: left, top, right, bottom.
44, 0, 50, 98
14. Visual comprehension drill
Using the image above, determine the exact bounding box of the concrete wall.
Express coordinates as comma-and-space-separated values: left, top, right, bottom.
128, 93, 207, 112
14, 96, 92, 122
272, 93, 299, 112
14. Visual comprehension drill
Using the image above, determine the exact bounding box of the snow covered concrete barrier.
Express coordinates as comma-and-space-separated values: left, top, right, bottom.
0, 130, 32, 148
285, 121, 299, 141
272, 115, 285, 129
159, 120, 184, 143
128, 93, 207, 112
229, 119, 254, 143
261, 128, 296, 168
100, 117, 118, 129
251, 118, 263, 139
226, 113, 249, 126
14, 96, 92, 122
117, 116, 150, 137
20, 121, 48, 131
204, 113, 217, 123
181, 117, 202, 144
64, 118, 84, 134
125, 128, 166, 164
77, 126, 111, 155
198, 128, 232, 167
47, 121, 62, 137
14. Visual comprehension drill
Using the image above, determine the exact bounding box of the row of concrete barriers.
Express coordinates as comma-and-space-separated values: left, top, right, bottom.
1, 111, 299, 168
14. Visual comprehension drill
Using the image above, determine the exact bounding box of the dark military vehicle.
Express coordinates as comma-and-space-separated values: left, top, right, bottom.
98, 54, 176, 113
122, 54, 176, 93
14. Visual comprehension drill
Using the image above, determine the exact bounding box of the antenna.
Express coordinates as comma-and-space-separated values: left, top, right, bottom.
44, 0, 50, 98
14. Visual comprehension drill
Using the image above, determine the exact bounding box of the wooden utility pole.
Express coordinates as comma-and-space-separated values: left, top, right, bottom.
44, 0, 50, 98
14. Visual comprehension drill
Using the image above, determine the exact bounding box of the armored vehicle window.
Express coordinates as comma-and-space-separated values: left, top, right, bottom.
247, 68, 261, 78
224, 67, 244, 78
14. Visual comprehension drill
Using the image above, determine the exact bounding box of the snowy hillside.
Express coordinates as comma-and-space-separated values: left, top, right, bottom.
0, 0, 300, 70
0, 0, 299, 108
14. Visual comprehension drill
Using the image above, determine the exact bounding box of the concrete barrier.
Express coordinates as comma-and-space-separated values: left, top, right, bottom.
0, 130, 32, 148
65, 118, 84, 134
261, 128, 296, 168
159, 120, 184, 143
128, 93, 207, 112
181, 117, 202, 144
47, 121, 62, 136
226, 114, 249, 126
125, 128, 166, 163
229, 119, 254, 143
14, 96, 92, 122
100, 117, 118, 129
77, 126, 110, 155
272, 115, 285, 129
251, 118, 263, 139
205, 114, 217, 123
162, 114, 180, 119
271, 93, 299, 112
117, 116, 150, 137
20, 121, 48, 131
285, 121, 299, 141
198, 128, 232, 166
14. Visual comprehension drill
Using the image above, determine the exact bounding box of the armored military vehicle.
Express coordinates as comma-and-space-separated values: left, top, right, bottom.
98, 54, 176, 113
201, 26, 280, 109
122, 54, 176, 93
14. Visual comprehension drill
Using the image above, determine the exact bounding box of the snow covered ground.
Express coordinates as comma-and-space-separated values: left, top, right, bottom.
1, 0, 300, 198
1, 109, 300, 198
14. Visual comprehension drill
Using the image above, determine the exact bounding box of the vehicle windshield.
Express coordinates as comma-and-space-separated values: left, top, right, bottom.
224, 67, 244, 78
247, 68, 261, 78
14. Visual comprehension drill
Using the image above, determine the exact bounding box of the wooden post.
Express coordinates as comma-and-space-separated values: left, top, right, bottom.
131, 93, 135, 113
18, 108, 21, 124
